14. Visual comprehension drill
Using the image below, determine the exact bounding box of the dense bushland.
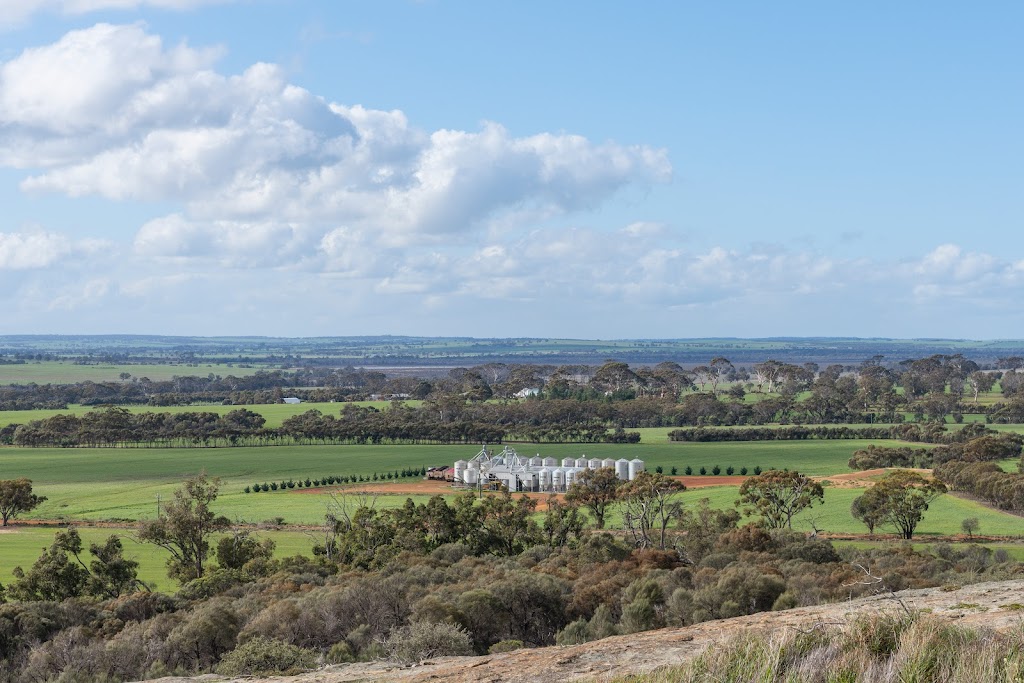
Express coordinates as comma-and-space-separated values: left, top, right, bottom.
2, 491, 1021, 681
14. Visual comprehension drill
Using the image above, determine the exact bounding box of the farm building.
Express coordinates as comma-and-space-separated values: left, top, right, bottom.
426, 466, 454, 482
282, 397, 302, 404
453, 445, 644, 493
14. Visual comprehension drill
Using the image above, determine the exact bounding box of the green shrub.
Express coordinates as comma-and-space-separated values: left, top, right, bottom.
488, 639, 525, 654
216, 636, 316, 676
555, 619, 591, 645
327, 641, 355, 663
383, 620, 473, 664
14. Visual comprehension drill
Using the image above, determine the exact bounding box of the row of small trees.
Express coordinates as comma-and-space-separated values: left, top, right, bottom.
244, 467, 428, 493
657, 465, 764, 476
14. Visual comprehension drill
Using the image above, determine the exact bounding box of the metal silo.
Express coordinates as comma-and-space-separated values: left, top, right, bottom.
543, 457, 558, 467
562, 457, 575, 468
552, 468, 566, 491
602, 458, 616, 469
454, 460, 468, 483
564, 467, 579, 488
628, 458, 645, 480
539, 467, 553, 491
588, 458, 602, 469
615, 459, 630, 480
464, 468, 479, 485
575, 457, 589, 469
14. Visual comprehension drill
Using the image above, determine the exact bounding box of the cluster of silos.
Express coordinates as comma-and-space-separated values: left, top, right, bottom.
453, 453, 644, 492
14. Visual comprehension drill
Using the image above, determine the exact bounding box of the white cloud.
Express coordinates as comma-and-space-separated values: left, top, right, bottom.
3, 24, 669, 255
0, 229, 107, 269
0, 1, 232, 28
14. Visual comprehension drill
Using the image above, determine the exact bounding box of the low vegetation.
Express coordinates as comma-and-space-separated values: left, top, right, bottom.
624, 612, 1024, 682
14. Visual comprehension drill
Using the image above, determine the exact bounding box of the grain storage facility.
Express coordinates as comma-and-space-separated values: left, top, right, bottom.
453, 445, 644, 492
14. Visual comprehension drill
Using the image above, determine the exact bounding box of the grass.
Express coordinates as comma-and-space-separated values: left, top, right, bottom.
0, 361, 267, 385
835, 539, 1024, 562
0, 525, 316, 592
1, 439, 901, 524
627, 484, 1024, 538
0, 401, 423, 429
623, 613, 1024, 682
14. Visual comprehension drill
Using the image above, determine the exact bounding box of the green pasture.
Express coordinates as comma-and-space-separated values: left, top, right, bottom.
834, 539, 1024, 562
657, 485, 1024, 538
1, 439, 910, 525
0, 526, 316, 592
0, 401, 416, 430
0, 362, 267, 385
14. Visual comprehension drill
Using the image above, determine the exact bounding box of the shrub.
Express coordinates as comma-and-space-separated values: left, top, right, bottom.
326, 641, 355, 664
216, 636, 316, 676
740, 467, 748, 475
670, 467, 678, 475
726, 466, 734, 475
555, 619, 591, 645
685, 466, 693, 475
382, 620, 473, 665
488, 639, 526, 654
712, 465, 721, 475
699, 467, 707, 475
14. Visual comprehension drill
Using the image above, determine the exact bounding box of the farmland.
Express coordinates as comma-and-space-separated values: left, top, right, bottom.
4, 439, 915, 523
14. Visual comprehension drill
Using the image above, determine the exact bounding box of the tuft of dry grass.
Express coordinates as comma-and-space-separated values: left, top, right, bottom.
614, 612, 1024, 683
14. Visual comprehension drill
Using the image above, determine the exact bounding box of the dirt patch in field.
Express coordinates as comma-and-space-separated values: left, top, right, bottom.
672, 475, 746, 488
294, 479, 454, 496
0, 528, 19, 534
295, 476, 745, 499
817, 467, 933, 489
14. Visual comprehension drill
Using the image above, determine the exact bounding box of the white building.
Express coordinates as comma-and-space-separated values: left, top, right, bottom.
454, 445, 644, 492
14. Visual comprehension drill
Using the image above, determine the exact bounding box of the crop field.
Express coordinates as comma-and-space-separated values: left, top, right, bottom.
834, 539, 1024, 561
0, 439, 918, 524
0, 361, 268, 385
628, 484, 1024, 538
0, 400, 416, 430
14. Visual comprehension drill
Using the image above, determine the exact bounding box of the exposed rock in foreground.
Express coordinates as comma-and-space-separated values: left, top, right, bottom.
151, 579, 1024, 683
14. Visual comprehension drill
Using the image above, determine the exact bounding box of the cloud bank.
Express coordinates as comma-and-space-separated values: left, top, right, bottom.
0, 24, 1020, 337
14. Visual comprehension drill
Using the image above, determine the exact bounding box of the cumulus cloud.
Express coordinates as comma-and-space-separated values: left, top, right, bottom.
2, 23, 669, 256
0, 230, 107, 269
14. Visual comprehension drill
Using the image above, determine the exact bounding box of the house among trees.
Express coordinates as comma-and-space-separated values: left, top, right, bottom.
514, 387, 540, 398
282, 397, 302, 404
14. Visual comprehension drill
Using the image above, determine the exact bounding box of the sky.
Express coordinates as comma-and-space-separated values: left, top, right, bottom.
0, 1, 1022, 339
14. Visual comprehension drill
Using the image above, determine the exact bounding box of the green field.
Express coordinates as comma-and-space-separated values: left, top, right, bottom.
643, 484, 1024, 538
0, 401, 417, 430
0, 361, 269, 385
0, 526, 316, 592
0, 439, 915, 525
834, 539, 1024, 561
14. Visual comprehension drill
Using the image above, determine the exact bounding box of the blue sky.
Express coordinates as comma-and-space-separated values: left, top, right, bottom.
0, 1, 1021, 338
